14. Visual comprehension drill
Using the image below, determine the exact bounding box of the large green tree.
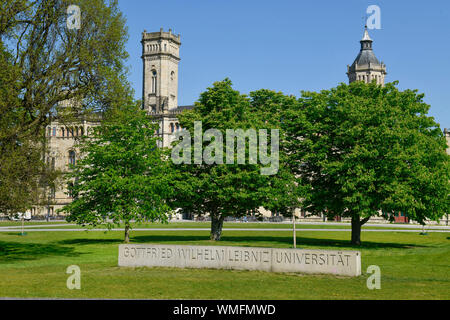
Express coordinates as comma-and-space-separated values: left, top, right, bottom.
0, 0, 132, 214
169, 79, 288, 240
283, 81, 450, 245
249, 89, 308, 218
61, 104, 174, 242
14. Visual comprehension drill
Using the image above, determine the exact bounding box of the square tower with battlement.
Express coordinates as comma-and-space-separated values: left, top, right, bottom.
142, 28, 181, 112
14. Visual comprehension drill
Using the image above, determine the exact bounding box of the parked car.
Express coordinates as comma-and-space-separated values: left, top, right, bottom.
9, 212, 32, 221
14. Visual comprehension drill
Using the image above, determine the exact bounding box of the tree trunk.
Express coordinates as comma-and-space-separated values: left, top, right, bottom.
124, 223, 130, 243
210, 214, 224, 241
351, 216, 362, 246
351, 215, 370, 246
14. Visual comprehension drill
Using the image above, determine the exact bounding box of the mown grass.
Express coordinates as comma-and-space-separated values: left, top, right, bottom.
1, 220, 448, 230
0, 229, 448, 299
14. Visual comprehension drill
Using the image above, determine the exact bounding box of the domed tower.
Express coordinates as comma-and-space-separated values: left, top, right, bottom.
347, 26, 387, 85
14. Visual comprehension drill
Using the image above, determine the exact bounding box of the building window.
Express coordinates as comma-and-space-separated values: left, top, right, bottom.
171, 71, 175, 81
170, 123, 174, 133
69, 151, 76, 166
151, 70, 157, 93
68, 182, 74, 198
176, 123, 180, 131
61, 128, 65, 137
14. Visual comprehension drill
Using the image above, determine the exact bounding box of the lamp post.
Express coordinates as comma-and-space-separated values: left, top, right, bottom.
46, 191, 50, 222
293, 209, 296, 249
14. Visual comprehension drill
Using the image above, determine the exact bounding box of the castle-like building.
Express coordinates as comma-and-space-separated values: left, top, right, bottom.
32, 27, 449, 222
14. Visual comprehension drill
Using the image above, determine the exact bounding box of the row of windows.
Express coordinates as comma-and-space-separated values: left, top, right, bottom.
169, 122, 181, 133
147, 43, 167, 52
358, 74, 382, 83
46, 151, 76, 170
30, 207, 54, 216
47, 126, 88, 137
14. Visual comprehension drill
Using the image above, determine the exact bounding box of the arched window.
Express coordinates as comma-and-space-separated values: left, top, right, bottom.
81, 127, 84, 136
170, 123, 174, 133
171, 71, 175, 81
151, 70, 157, 93
176, 123, 180, 131
68, 151, 76, 166
61, 127, 65, 137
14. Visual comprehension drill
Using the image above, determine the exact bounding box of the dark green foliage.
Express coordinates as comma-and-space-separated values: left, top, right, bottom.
283, 81, 450, 244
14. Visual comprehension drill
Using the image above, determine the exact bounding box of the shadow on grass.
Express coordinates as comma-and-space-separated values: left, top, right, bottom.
132, 235, 210, 243
56, 238, 123, 246
0, 240, 82, 263
131, 234, 427, 250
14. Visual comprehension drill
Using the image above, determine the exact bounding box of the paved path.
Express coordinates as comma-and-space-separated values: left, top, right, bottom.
0, 224, 77, 229
0, 227, 448, 233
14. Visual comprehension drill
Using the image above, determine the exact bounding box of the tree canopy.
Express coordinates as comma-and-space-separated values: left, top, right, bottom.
61, 104, 174, 242
0, 0, 132, 214
282, 80, 450, 245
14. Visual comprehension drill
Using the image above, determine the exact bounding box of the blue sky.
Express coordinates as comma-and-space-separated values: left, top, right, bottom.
118, 0, 449, 128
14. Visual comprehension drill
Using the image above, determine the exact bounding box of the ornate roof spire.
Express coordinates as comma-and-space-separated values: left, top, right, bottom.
361, 25, 372, 41
360, 25, 373, 49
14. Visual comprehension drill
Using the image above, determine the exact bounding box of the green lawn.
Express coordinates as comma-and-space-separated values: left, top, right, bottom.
0, 229, 448, 299
2, 220, 448, 230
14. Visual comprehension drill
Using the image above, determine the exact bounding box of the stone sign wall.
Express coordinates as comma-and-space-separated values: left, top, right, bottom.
118, 244, 361, 276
